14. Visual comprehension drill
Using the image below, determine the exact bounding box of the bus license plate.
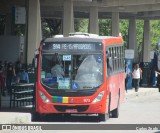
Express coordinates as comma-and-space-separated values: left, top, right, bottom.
65, 109, 77, 113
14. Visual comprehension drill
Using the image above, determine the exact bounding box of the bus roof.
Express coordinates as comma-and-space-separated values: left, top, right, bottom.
43, 35, 123, 45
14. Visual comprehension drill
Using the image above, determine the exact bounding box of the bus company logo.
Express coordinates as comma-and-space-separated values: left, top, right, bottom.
2, 125, 11, 130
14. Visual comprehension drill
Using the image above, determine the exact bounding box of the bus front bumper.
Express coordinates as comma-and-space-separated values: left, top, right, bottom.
36, 100, 107, 114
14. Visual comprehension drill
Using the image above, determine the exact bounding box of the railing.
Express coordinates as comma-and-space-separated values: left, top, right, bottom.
10, 83, 35, 108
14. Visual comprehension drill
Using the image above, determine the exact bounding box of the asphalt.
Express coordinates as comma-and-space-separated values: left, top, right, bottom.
0, 87, 159, 124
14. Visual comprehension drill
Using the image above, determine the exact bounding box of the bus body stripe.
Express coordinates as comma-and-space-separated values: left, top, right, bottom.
63, 97, 68, 103
52, 96, 69, 103
58, 96, 62, 103
52, 96, 58, 102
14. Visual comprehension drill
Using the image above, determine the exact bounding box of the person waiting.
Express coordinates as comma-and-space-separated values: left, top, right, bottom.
0, 66, 5, 96
18, 69, 29, 83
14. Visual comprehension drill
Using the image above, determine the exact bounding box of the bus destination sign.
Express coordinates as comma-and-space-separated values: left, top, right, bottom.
52, 43, 95, 51
42, 42, 103, 51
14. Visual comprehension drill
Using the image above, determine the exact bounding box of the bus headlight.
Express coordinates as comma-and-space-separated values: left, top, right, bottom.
92, 91, 104, 103
39, 91, 50, 103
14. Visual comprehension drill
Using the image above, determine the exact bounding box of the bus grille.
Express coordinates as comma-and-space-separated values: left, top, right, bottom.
54, 105, 89, 112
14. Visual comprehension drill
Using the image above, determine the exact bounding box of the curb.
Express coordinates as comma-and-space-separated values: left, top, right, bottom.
0, 112, 31, 124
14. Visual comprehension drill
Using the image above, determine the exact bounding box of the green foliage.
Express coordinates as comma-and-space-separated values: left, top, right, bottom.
99, 19, 111, 36
99, 19, 129, 48
136, 20, 144, 59
74, 19, 88, 33
119, 19, 129, 48
150, 20, 160, 50
41, 18, 62, 38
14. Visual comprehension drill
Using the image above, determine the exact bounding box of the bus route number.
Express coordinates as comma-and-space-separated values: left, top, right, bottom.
53, 44, 60, 49
84, 98, 90, 103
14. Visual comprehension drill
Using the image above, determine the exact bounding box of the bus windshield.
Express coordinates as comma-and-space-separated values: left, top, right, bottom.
41, 53, 103, 90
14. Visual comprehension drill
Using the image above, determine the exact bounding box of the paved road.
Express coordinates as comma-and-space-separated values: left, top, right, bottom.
107, 93, 160, 124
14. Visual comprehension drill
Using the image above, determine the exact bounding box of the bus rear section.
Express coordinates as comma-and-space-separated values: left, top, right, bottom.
35, 35, 125, 121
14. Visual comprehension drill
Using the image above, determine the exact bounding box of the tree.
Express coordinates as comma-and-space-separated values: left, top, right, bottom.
150, 20, 160, 50
74, 19, 88, 33
120, 19, 129, 48
136, 20, 144, 61
99, 19, 111, 36
41, 18, 62, 38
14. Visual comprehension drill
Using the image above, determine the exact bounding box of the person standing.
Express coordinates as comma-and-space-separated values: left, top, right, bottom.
155, 71, 160, 92
132, 64, 142, 92
18, 69, 29, 83
6, 62, 16, 94
0, 66, 5, 96
125, 62, 131, 93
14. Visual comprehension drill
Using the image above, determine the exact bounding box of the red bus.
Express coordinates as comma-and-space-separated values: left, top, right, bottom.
34, 33, 125, 121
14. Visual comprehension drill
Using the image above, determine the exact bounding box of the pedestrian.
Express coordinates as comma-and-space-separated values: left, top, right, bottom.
15, 61, 22, 76
0, 66, 5, 96
125, 62, 131, 93
6, 62, 16, 94
18, 68, 29, 83
155, 71, 160, 92
132, 64, 142, 92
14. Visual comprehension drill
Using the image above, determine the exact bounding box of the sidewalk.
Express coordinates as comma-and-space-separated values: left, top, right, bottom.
125, 87, 159, 99
0, 87, 159, 124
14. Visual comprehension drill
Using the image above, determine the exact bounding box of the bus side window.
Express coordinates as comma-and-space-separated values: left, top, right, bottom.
112, 47, 115, 71
120, 46, 124, 70
106, 48, 112, 76
117, 46, 120, 70
114, 47, 117, 71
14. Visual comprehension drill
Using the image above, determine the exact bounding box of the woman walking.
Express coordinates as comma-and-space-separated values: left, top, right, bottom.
132, 64, 142, 92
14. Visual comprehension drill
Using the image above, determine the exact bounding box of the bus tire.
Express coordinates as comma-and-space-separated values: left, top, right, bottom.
111, 92, 120, 118
99, 92, 111, 121
98, 113, 109, 121
108, 93, 111, 118
111, 106, 119, 118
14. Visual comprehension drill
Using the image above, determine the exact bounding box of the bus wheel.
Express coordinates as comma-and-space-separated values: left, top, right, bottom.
98, 113, 109, 121
111, 106, 119, 118
111, 94, 120, 118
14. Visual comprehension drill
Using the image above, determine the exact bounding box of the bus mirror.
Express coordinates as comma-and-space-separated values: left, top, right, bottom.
107, 57, 113, 73
35, 58, 37, 68
34, 49, 39, 55
34, 49, 39, 68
